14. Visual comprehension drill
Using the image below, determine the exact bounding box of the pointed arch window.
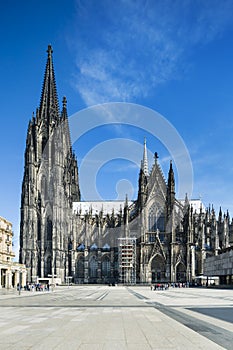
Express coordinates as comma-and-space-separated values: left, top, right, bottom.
41, 176, 48, 200
101, 256, 111, 278
42, 136, 48, 157
148, 206, 165, 232
89, 256, 98, 278
37, 217, 41, 241
47, 217, 52, 241
76, 256, 84, 278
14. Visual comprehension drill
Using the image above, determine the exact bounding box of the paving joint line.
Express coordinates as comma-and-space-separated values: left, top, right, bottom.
129, 289, 233, 350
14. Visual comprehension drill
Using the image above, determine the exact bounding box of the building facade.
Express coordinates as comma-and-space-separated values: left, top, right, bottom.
204, 247, 233, 285
0, 216, 26, 288
20, 47, 233, 285
19, 45, 80, 283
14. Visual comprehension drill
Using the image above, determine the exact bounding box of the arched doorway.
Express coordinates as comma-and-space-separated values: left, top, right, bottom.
101, 255, 111, 282
150, 255, 166, 282
176, 262, 186, 282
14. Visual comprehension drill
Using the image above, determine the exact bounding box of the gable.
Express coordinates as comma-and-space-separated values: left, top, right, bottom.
146, 162, 167, 205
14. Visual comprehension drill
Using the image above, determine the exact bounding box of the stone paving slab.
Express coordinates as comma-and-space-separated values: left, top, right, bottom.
0, 306, 225, 349
0, 286, 231, 349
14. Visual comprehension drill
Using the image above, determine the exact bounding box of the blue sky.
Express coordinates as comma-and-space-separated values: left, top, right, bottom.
1, 0, 233, 251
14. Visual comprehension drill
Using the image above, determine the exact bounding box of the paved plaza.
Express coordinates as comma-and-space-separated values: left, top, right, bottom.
0, 285, 232, 349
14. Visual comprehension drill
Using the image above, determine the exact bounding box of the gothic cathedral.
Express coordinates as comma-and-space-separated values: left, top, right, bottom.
20, 47, 233, 285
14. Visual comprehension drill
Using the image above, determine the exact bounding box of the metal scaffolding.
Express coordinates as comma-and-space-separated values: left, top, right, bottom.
118, 237, 136, 284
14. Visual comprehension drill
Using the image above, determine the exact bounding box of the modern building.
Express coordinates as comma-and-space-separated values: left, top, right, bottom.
204, 247, 233, 286
0, 216, 26, 288
20, 46, 233, 285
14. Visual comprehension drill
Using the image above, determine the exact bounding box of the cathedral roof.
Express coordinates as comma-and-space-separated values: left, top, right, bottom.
73, 200, 133, 217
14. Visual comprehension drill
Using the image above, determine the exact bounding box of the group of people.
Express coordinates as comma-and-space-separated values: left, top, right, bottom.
22, 282, 51, 292
150, 283, 169, 290
150, 281, 190, 291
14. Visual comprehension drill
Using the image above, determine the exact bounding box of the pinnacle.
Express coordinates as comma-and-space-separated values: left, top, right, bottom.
62, 96, 67, 108
47, 44, 53, 57
142, 138, 149, 176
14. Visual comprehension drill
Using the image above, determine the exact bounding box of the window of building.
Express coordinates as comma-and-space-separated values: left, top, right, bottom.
101, 256, 111, 278
89, 256, 98, 278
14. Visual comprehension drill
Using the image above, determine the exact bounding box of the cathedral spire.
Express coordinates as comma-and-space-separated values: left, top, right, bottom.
142, 138, 149, 176
39, 45, 60, 124
167, 160, 175, 214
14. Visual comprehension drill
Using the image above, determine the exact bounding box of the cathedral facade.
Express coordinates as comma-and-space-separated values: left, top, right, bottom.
19, 46, 80, 283
20, 47, 233, 285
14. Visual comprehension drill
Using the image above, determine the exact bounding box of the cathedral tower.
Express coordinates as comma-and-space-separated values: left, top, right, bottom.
19, 46, 80, 283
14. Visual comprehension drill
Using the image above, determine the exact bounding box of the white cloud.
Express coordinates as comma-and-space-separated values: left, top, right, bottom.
102, 162, 139, 173
69, 0, 233, 106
